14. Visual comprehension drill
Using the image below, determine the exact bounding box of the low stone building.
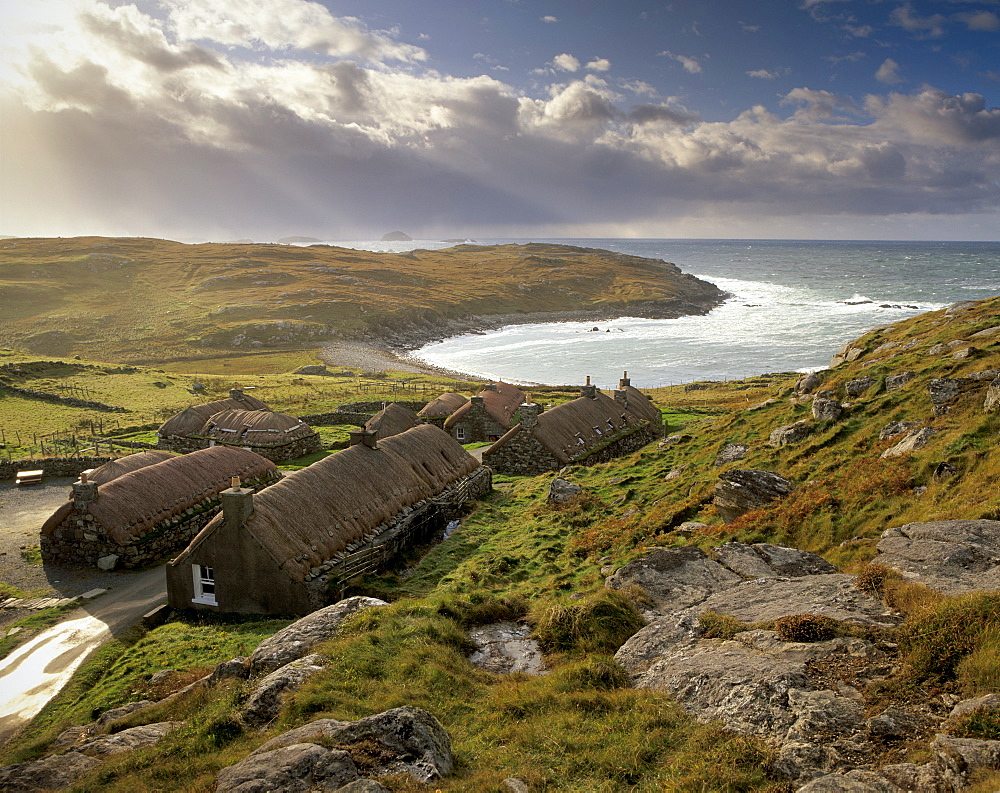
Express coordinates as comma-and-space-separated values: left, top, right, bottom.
201, 409, 322, 462
483, 376, 662, 476
417, 392, 469, 428
157, 388, 271, 453
444, 382, 525, 443
167, 424, 492, 615
82, 450, 176, 484
364, 402, 421, 440
41, 446, 281, 569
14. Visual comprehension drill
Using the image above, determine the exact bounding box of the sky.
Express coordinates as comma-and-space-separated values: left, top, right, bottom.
1, 0, 999, 241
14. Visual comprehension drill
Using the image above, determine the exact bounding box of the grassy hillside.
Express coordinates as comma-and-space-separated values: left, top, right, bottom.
4, 296, 1000, 790
0, 237, 721, 365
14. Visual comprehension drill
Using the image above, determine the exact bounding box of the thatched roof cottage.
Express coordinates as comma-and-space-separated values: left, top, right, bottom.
483, 374, 663, 476
167, 424, 491, 615
41, 446, 281, 569
364, 402, 421, 440
158, 388, 271, 452
444, 382, 525, 443
83, 450, 176, 485
201, 409, 322, 462
417, 392, 469, 428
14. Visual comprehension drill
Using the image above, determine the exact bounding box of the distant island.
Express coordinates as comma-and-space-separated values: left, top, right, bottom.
277, 236, 322, 244
380, 231, 412, 241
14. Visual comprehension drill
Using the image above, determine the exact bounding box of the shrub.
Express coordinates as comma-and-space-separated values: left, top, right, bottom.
854, 562, 902, 596
950, 708, 1000, 741
699, 611, 754, 641
530, 590, 644, 655
774, 614, 838, 643
550, 656, 631, 692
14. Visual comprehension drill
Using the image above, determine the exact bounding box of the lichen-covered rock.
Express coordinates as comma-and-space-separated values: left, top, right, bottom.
712, 542, 838, 580
547, 477, 582, 504
875, 520, 1000, 595
252, 707, 453, 783
0, 752, 101, 793
880, 427, 935, 458
878, 420, 922, 441
713, 469, 795, 522
884, 372, 915, 391
844, 377, 876, 397
242, 654, 327, 727
927, 377, 968, 404
985, 376, 1000, 411
77, 721, 182, 756
795, 372, 823, 394
811, 397, 843, 421
714, 443, 749, 467
932, 735, 1000, 791
796, 771, 904, 791
605, 547, 742, 616
769, 420, 811, 447
250, 598, 388, 676
468, 621, 546, 675
216, 742, 359, 792
950, 694, 1000, 720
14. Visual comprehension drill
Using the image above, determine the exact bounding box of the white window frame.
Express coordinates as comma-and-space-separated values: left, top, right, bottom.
455, 427, 467, 442
191, 564, 218, 606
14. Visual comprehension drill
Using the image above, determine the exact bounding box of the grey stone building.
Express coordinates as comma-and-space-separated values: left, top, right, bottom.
167, 424, 491, 616
201, 409, 322, 462
483, 375, 663, 476
40, 446, 280, 569
157, 387, 271, 453
443, 382, 525, 443
364, 402, 422, 440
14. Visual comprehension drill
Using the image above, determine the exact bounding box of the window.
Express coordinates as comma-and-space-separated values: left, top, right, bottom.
456, 427, 466, 441
192, 564, 217, 606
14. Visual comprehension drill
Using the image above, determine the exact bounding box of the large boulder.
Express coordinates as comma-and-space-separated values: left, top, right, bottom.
242, 654, 327, 728
0, 752, 101, 792
714, 443, 749, 467
468, 622, 546, 675
985, 376, 1000, 411
712, 542, 838, 580
76, 722, 181, 756
252, 707, 453, 783
884, 372, 915, 392
795, 372, 823, 394
844, 377, 876, 397
547, 478, 582, 504
880, 427, 935, 458
217, 743, 359, 792
605, 547, 742, 616
769, 420, 811, 447
875, 520, 1000, 595
811, 397, 843, 421
250, 597, 388, 676
927, 377, 969, 404
932, 735, 1000, 792
714, 469, 795, 522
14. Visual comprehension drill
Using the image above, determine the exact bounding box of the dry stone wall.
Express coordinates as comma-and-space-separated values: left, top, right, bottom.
485, 423, 659, 475
0, 456, 113, 481
157, 435, 322, 462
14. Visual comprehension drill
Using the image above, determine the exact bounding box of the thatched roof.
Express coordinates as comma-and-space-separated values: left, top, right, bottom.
491, 391, 645, 465
42, 446, 279, 544
157, 393, 270, 438
87, 450, 176, 485
176, 424, 480, 582
618, 385, 661, 424
204, 409, 316, 447
364, 403, 421, 440
445, 382, 525, 429
418, 392, 469, 419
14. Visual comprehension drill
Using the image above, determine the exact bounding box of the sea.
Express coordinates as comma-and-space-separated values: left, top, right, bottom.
327, 238, 1000, 389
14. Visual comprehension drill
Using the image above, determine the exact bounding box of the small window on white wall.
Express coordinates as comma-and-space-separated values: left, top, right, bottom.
192, 564, 217, 606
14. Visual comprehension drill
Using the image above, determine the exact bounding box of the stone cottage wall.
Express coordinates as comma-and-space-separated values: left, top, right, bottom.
157, 435, 206, 454
158, 434, 322, 461
0, 456, 113, 481
450, 401, 509, 443
483, 430, 560, 476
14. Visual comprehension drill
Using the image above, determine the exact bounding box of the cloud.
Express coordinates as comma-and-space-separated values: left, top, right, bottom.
843, 23, 874, 38
162, 0, 426, 62
747, 69, 779, 80
825, 51, 866, 65
876, 58, 904, 85
586, 58, 611, 72
552, 53, 580, 72
659, 51, 702, 74
958, 11, 1000, 32
739, 22, 761, 33
541, 15, 557, 23
890, 3, 946, 39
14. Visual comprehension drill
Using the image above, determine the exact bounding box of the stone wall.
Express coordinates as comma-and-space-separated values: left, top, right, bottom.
0, 378, 127, 413
485, 423, 659, 476
296, 410, 372, 427
449, 400, 508, 443
0, 456, 114, 482
336, 401, 427, 412
158, 434, 322, 461
41, 472, 281, 569
157, 435, 206, 454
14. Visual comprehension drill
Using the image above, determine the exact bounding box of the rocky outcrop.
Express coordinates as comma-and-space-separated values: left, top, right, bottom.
795, 372, 823, 394
0, 752, 102, 792
881, 427, 935, 458
879, 421, 922, 441
875, 520, 1000, 595
770, 420, 811, 447
812, 397, 844, 421
469, 622, 546, 675
928, 378, 970, 404
217, 743, 360, 792
244, 706, 452, 784
713, 469, 795, 522
242, 654, 327, 728
985, 376, 1000, 411
845, 377, 876, 397
714, 443, 749, 466
547, 478, 582, 504
76, 722, 182, 756
884, 372, 915, 391
250, 597, 388, 676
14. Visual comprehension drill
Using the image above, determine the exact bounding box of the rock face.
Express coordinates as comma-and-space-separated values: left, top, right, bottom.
713, 469, 795, 522
250, 597, 388, 676
0, 752, 101, 792
875, 520, 1000, 595
880, 427, 935, 458
242, 654, 328, 728
844, 377, 876, 397
985, 376, 1000, 410
769, 420, 811, 447
247, 706, 453, 784
811, 397, 843, 421
468, 621, 546, 675
217, 743, 360, 792
547, 477, 582, 504
884, 372, 915, 391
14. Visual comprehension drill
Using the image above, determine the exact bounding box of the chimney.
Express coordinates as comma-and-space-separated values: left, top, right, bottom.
481, 383, 498, 392
221, 483, 254, 531
72, 472, 98, 510
349, 429, 379, 449
230, 387, 245, 401
619, 370, 631, 389
519, 402, 541, 428
470, 395, 485, 410
614, 389, 628, 406
580, 375, 598, 399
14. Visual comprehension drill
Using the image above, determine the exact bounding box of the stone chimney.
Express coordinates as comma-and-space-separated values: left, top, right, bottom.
481, 383, 498, 392
619, 370, 631, 389
230, 387, 245, 401
580, 375, 598, 399
221, 483, 254, 531
470, 395, 485, 410
72, 471, 98, 510
613, 389, 628, 406
519, 402, 541, 429
349, 429, 379, 449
